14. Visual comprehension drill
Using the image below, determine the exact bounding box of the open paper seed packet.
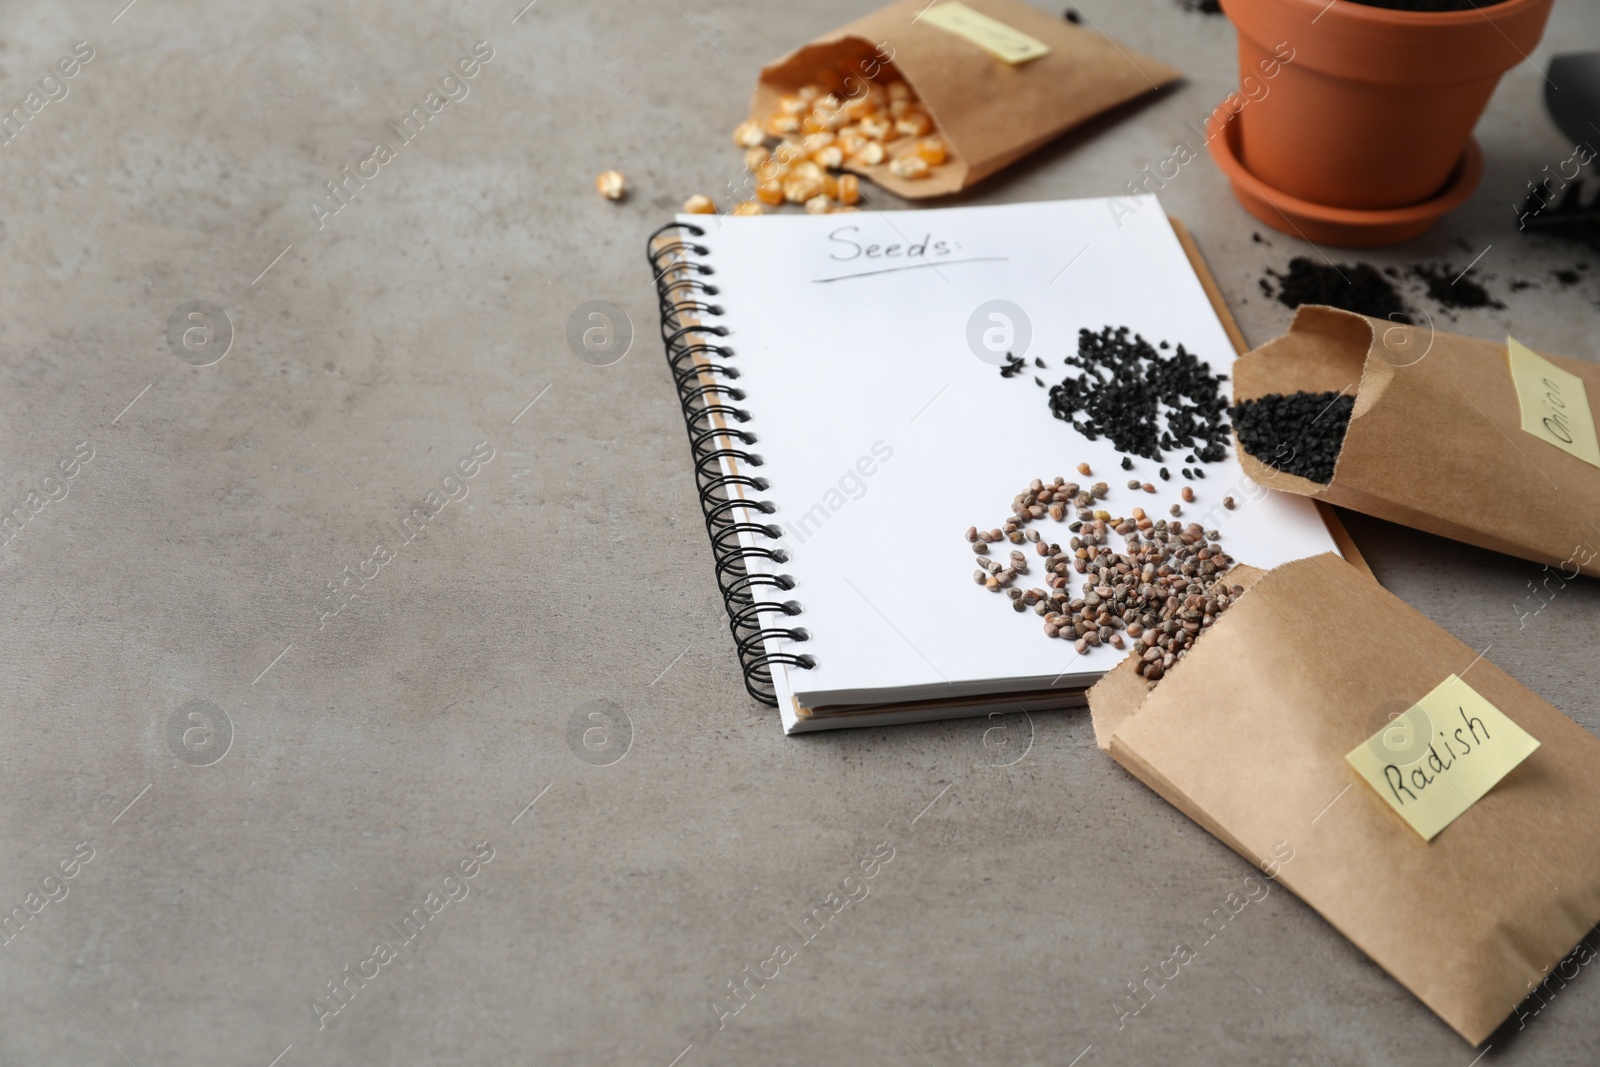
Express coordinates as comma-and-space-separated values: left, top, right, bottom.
1088, 553, 1600, 1045
747, 0, 1179, 199
1231, 306, 1600, 579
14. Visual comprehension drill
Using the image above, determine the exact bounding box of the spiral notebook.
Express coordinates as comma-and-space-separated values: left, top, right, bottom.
648, 197, 1358, 733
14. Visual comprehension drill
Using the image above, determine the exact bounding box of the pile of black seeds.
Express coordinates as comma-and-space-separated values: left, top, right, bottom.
1412, 263, 1505, 310
1230, 391, 1354, 485
1043, 326, 1231, 468
1349, 0, 1508, 9
1262, 257, 1414, 322
967, 476, 1242, 681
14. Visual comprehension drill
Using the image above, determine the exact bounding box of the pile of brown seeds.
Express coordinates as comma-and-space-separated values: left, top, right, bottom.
966, 473, 1246, 681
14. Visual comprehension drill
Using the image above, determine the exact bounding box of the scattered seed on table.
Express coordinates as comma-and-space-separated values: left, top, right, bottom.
1127, 479, 1141, 490
1181, 486, 1194, 502
965, 525, 978, 542
973, 542, 988, 554
1224, 496, 1237, 510
1159, 467, 1170, 481
1121, 456, 1133, 470
1142, 483, 1155, 493
1077, 462, 1092, 476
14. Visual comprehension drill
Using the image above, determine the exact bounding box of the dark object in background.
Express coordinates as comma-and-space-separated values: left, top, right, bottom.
1062, 7, 1081, 22
1519, 179, 1600, 251
1044, 326, 1231, 464
1230, 391, 1354, 485
1545, 53, 1600, 150
1264, 257, 1414, 323
1411, 263, 1505, 310
1176, 0, 1223, 12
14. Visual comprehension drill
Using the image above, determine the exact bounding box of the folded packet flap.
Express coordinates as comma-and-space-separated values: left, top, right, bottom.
1101, 552, 1600, 1045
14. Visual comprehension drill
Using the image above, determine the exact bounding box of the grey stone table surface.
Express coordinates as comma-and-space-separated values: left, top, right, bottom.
3, 1, 1598, 1064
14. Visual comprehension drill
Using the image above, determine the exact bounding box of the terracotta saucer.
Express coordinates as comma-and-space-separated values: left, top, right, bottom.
1207, 113, 1484, 248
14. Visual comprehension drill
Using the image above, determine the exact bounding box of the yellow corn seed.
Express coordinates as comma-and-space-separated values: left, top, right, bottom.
773, 142, 805, 166
801, 131, 835, 154
813, 145, 844, 169
766, 113, 801, 137
889, 155, 930, 180
887, 80, 911, 101
790, 160, 825, 183
732, 120, 765, 148
778, 94, 806, 115
756, 180, 785, 206
895, 111, 932, 138
805, 194, 834, 214
844, 95, 876, 121
822, 174, 839, 198
732, 200, 764, 216
798, 84, 825, 103
744, 146, 771, 172
852, 141, 886, 166
783, 173, 825, 203
594, 170, 626, 201
837, 174, 861, 205
836, 128, 868, 156
914, 138, 946, 165
858, 117, 891, 141
682, 194, 717, 214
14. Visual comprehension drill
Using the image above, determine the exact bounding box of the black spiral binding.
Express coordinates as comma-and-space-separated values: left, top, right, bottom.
648, 221, 815, 705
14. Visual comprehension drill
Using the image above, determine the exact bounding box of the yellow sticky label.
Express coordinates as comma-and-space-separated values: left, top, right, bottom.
1346, 675, 1539, 841
915, 2, 1050, 64
1506, 336, 1600, 468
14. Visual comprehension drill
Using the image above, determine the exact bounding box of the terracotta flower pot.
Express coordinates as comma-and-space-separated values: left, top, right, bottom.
1220, 0, 1555, 212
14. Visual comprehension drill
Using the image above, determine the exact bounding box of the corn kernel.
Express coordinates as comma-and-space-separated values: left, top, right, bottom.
797, 84, 825, 103
813, 145, 844, 169
802, 131, 835, 155
744, 146, 771, 172
755, 157, 786, 183
852, 141, 886, 166
914, 137, 946, 166
766, 113, 801, 137
594, 170, 626, 201
889, 98, 913, 119
836, 128, 868, 157
773, 142, 805, 167
732, 120, 765, 148
858, 117, 891, 141
783, 173, 825, 203
887, 80, 911, 101
895, 111, 932, 138
778, 94, 806, 115
756, 180, 785, 206
805, 194, 834, 214
889, 155, 930, 180
844, 95, 876, 121
790, 160, 825, 183
682, 194, 717, 214
837, 174, 861, 205
822, 174, 839, 198
732, 200, 764, 216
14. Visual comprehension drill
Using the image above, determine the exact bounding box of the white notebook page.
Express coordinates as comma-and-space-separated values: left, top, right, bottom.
681, 197, 1339, 712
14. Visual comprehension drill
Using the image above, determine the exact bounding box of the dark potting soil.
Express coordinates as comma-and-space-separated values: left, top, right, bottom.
1411, 263, 1506, 310
1264, 257, 1415, 322
1043, 326, 1231, 465
1230, 392, 1354, 485
1345, 0, 1511, 10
